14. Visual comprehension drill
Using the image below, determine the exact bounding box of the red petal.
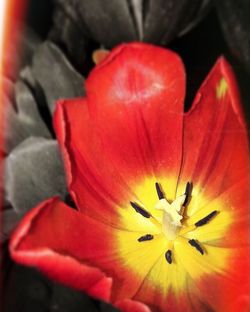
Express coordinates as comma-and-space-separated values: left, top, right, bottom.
179, 57, 249, 203
198, 246, 250, 312
115, 299, 151, 312
9, 197, 113, 301
176, 57, 250, 312
54, 98, 134, 221
86, 42, 185, 185
54, 43, 186, 218
9, 196, 156, 305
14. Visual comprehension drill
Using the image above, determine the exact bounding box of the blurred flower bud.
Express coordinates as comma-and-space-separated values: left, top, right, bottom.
50, 0, 210, 55
216, 0, 250, 73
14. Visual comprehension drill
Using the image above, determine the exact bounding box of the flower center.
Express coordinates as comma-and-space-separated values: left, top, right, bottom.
130, 182, 219, 264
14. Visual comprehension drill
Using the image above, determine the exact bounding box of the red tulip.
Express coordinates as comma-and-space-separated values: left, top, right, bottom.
9, 43, 250, 312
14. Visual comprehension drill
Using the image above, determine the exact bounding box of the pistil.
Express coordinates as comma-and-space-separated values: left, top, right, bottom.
155, 194, 186, 240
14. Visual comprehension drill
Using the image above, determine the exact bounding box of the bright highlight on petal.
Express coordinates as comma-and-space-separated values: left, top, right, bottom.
9, 43, 250, 312
216, 77, 228, 99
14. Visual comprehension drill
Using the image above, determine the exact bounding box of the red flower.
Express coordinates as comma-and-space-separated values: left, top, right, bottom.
9, 43, 250, 312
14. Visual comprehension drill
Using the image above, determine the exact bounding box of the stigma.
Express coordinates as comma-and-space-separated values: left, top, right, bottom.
155, 194, 186, 240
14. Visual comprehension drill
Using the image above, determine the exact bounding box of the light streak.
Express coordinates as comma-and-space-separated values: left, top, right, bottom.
0, 1, 27, 308
0, 0, 7, 75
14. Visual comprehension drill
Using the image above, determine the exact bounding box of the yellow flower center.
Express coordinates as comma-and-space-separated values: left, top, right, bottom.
131, 181, 215, 263
116, 177, 233, 294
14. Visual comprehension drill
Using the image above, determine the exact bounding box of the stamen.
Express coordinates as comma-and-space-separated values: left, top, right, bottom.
138, 234, 154, 242
130, 202, 151, 218
155, 182, 164, 199
183, 182, 192, 206
165, 250, 172, 264
188, 239, 204, 255
195, 210, 218, 227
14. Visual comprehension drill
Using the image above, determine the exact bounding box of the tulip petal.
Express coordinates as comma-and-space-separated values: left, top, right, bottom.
53, 43, 187, 229
54, 98, 135, 222
86, 43, 185, 189
115, 299, 151, 312
9, 197, 113, 301
9, 196, 164, 306
54, 44, 186, 215
196, 246, 250, 312
179, 57, 249, 209
175, 56, 250, 312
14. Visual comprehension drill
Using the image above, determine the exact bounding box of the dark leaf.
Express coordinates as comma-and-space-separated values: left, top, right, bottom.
3, 264, 99, 312
0, 210, 19, 242
5, 137, 67, 215
49, 5, 88, 70
52, 0, 210, 48
3, 80, 51, 153
32, 41, 85, 114
216, 0, 250, 73
3, 265, 52, 312
50, 283, 98, 312
100, 301, 119, 312
56, 0, 137, 46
